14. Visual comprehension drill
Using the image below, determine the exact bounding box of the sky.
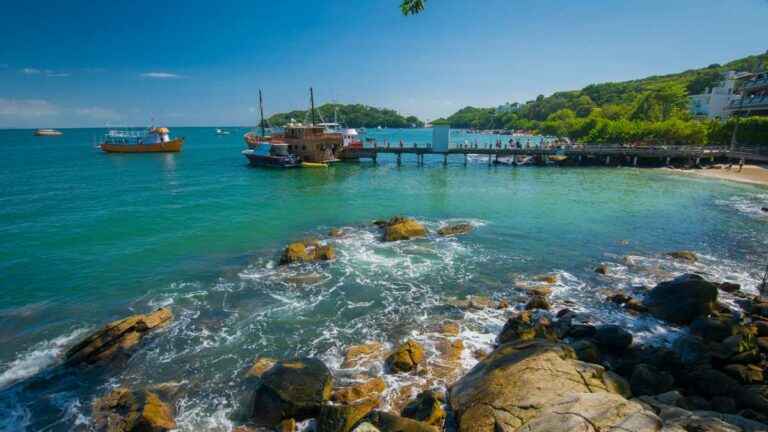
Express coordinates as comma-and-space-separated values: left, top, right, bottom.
0, 0, 766, 128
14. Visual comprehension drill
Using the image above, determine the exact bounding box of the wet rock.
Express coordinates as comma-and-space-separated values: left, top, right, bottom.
534, 274, 558, 284
570, 339, 601, 363
65, 307, 172, 366
607, 293, 648, 314
595, 324, 633, 351
385, 340, 424, 373
280, 240, 335, 265
317, 398, 379, 432
366, 411, 438, 432
401, 390, 445, 427
595, 264, 609, 275
341, 342, 385, 369
723, 364, 764, 384
435, 337, 463, 362
449, 339, 657, 432
92, 388, 176, 432
718, 326, 759, 362
278, 419, 296, 432
497, 311, 556, 345
436, 223, 473, 237
439, 321, 460, 336
329, 228, 344, 237
497, 298, 510, 309
666, 250, 698, 262
567, 324, 597, 339
754, 320, 768, 337
333, 378, 386, 404
381, 217, 427, 242
246, 356, 276, 378
351, 422, 380, 432
690, 316, 739, 343
711, 396, 738, 414
640, 395, 768, 432
673, 334, 712, 365
250, 357, 333, 426
762, 207, 768, 213
717, 282, 742, 293
757, 337, 768, 352
630, 364, 675, 396
447, 295, 494, 310
525, 295, 551, 310
751, 300, 768, 319
644, 274, 718, 324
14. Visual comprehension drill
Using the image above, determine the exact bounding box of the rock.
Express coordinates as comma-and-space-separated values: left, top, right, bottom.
317, 398, 378, 432
525, 295, 551, 310
352, 422, 380, 432
366, 411, 438, 432
247, 356, 276, 378
723, 364, 764, 384
755, 320, 768, 337
757, 337, 768, 352
718, 326, 759, 362
673, 335, 713, 366
329, 228, 344, 237
534, 274, 558, 284
333, 378, 386, 404
278, 419, 296, 432
691, 316, 739, 343
567, 324, 597, 339
439, 321, 460, 336
381, 217, 427, 242
436, 223, 473, 237
497, 311, 556, 345
447, 295, 494, 310
751, 301, 768, 319
762, 207, 768, 213
595, 264, 609, 275
65, 307, 172, 366
341, 342, 385, 369
667, 250, 698, 262
630, 364, 675, 396
92, 388, 176, 432
595, 325, 633, 351
644, 274, 718, 324
385, 340, 424, 373
449, 339, 657, 432
608, 293, 648, 314
570, 339, 601, 363
280, 241, 335, 265
250, 357, 333, 426
497, 298, 510, 309
711, 396, 738, 414
717, 282, 742, 293
401, 390, 445, 427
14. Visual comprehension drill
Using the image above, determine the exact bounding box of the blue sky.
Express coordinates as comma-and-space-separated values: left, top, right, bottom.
0, 0, 766, 128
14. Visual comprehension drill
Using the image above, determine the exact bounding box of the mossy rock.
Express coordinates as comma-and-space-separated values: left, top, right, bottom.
385, 340, 425, 373
666, 250, 698, 262
92, 388, 176, 432
280, 241, 335, 265
381, 217, 427, 242
436, 223, 473, 237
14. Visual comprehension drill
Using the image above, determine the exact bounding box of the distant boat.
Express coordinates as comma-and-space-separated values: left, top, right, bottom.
98, 127, 184, 153
34, 129, 63, 136
215, 128, 231, 135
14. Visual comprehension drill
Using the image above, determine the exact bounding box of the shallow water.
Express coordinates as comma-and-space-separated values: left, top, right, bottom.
1, 127, 767, 431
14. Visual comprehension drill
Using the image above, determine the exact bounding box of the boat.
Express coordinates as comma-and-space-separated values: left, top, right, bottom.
301, 162, 328, 168
99, 127, 183, 153
242, 90, 301, 168
215, 128, 231, 135
34, 129, 63, 136
243, 88, 343, 164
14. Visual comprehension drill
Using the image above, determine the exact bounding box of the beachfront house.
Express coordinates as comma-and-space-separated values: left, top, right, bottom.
725, 71, 768, 118
688, 71, 747, 120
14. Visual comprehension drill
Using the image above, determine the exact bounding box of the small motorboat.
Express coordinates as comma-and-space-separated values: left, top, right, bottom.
215, 128, 231, 135
242, 141, 300, 168
99, 127, 183, 153
34, 129, 63, 136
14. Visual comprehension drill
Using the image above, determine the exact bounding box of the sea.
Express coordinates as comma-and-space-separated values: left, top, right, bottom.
0, 127, 766, 431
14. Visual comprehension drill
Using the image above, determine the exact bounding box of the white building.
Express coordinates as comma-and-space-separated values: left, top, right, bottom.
688, 71, 749, 119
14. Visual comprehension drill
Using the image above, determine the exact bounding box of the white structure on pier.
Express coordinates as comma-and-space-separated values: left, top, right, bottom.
689, 71, 749, 119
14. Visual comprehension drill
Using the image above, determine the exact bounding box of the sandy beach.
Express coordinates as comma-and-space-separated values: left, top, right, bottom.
667, 164, 768, 187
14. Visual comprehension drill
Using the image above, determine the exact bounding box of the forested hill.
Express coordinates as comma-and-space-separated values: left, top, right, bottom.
437, 52, 768, 131
267, 103, 424, 128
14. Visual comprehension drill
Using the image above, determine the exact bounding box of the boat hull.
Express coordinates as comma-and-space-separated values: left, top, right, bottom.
100, 138, 184, 153
243, 151, 301, 168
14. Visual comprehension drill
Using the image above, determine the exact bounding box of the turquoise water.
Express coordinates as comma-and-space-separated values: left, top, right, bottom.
1, 127, 767, 431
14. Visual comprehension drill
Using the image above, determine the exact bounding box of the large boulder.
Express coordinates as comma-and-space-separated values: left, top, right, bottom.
643, 274, 718, 324
381, 217, 427, 242
92, 388, 176, 432
280, 240, 335, 265
333, 378, 386, 404
65, 308, 172, 366
385, 340, 425, 373
401, 390, 445, 427
448, 340, 658, 432
496, 311, 556, 345
365, 411, 438, 432
437, 223, 473, 237
317, 398, 379, 432
250, 357, 333, 426
595, 325, 633, 351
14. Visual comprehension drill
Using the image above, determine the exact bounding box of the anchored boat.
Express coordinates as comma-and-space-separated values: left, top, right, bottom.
99, 127, 183, 153
242, 90, 301, 168
34, 129, 63, 136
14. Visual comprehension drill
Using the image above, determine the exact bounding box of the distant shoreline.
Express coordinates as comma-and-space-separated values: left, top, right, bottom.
663, 164, 768, 187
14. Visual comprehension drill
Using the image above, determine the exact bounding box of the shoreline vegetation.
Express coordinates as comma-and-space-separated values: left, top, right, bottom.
48, 218, 768, 432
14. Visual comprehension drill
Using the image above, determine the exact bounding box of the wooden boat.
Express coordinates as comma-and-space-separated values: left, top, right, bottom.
34, 129, 63, 136
242, 90, 301, 168
99, 127, 184, 153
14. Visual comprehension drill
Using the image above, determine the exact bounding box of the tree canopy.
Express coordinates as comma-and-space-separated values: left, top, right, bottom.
267, 103, 424, 128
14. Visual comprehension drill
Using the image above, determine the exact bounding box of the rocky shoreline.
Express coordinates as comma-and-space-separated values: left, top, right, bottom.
56, 218, 768, 432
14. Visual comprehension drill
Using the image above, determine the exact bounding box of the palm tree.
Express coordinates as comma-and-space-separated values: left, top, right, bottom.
401, 0, 427, 15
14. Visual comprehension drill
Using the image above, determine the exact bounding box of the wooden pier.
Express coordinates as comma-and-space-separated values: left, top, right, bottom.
340, 143, 739, 167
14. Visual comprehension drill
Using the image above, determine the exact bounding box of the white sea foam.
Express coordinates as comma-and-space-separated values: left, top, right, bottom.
0, 327, 87, 390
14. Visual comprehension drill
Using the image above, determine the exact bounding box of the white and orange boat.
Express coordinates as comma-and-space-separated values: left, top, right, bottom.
99, 127, 184, 153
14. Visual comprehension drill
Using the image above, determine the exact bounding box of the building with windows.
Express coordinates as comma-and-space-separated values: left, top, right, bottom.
725, 71, 768, 117
688, 71, 747, 119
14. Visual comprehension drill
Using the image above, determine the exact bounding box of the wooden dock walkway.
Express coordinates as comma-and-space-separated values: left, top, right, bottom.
340, 143, 740, 167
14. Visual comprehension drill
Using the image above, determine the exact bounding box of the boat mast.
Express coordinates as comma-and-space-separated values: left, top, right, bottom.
258, 89, 266, 138
310, 87, 317, 126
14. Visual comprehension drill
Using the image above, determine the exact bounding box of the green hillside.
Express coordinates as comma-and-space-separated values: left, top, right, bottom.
267, 103, 424, 129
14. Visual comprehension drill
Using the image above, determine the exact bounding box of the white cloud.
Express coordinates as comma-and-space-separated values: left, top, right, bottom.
75, 107, 120, 121
19, 68, 71, 77
140, 72, 183, 79
21, 68, 40, 75
0, 98, 59, 117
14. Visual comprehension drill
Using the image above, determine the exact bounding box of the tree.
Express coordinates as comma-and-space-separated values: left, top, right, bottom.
401, 0, 426, 15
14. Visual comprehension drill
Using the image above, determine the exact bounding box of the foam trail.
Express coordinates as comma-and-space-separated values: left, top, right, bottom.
0, 328, 87, 390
